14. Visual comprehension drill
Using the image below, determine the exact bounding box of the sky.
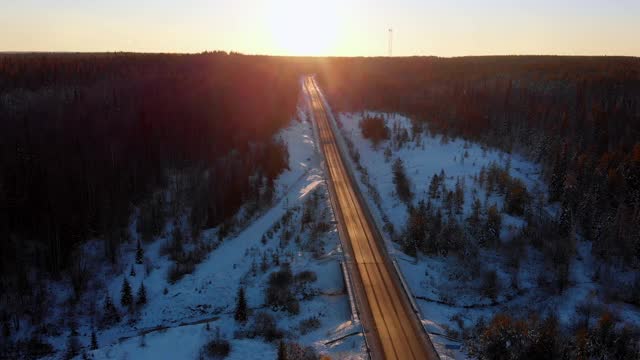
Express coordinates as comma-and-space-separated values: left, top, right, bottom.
1, 0, 639, 57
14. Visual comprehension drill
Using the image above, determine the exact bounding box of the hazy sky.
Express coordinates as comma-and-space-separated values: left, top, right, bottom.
1, 0, 639, 56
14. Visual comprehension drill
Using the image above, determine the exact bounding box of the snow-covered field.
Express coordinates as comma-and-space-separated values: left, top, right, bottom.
333, 111, 640, 359
35, 96, 366, 359
21, 83, 640, 360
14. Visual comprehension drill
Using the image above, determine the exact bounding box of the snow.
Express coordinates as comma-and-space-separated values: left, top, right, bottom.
330, 111, 640, 359
23, 82, 640, 360
34, 85, 366, 360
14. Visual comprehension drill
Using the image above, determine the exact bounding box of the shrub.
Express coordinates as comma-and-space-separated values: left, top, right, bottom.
360, 116, 389, 147
249, 312, 283, 342
299, 316, 321, 335
265, 264, 299, 314
505, 178, 530, 216
392, 158, 413, 204
295, 271, 317, 283
201, 330, 231, 359
167, 262, 195, 284
283, 341, 320, 360
481, 270, 499, 302
584, 312, 640, 360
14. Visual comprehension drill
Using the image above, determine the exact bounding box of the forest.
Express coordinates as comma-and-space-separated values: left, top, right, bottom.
317, 56, 640, 270
317, 56, 640, 358
2, 54, 640, 358
0, 53, 299, 350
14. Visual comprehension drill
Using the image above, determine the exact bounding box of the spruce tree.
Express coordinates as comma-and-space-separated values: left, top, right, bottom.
65, 332, 80, 360
130, 264, 136, 277
428, 174, 440, 199
135, 239, 144, 264
260, 253, 269, 272
549, 152, 567, 202
468, 197, 482, 226
136, 282, 147, 305
121, 278, 133, 307
103, 294, 120, 325
277, 340, 288, 360
234, 287, 248, 323
558, 201, 572, 238
485, 204, 502, 246
90, 330, 98, 350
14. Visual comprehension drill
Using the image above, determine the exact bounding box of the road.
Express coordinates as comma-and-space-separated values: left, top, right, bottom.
304, 76, 438, 360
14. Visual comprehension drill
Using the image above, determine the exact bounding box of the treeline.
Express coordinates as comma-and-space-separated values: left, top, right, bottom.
0, 52, 299, 280
318, 56, 640, 269
468, 311, 639, 359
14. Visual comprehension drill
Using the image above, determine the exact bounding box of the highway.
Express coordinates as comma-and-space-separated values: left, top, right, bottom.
304, 76, 438, 360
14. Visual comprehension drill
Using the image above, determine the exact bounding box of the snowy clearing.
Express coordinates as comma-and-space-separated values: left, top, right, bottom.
35, 99, 365, 360
333, 111, 640, 359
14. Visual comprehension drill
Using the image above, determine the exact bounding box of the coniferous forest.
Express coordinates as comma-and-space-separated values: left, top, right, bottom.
2, 54, 640, 358
0, 53, 297, 317
316, 56, 640, 358
318, 56, 640, 270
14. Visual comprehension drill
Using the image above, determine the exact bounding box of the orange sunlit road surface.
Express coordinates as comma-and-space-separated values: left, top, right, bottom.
304, 76, 439, 360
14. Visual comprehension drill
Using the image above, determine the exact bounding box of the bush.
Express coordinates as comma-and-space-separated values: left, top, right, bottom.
360, 116, 389, 147
582, 312, 640, 360
469, 313, 549, 360
283, 341, 320, 360
165, 244, 210, 283
481, 270, 499, 302
248, 312, 283, 342
295, 271, 317, 283
265, 264, 299, 314
505, 179, 530, 216
299, 316, 321, 335
201, 331, 231, 359
167, 262, 196, 284
392, 158, 413, 204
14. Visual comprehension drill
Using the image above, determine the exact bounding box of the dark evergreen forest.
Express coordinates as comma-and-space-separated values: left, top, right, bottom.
318, 56, 640, 270
0, 53, 298, 280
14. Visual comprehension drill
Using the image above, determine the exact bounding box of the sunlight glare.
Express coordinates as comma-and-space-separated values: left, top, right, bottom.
267, 0, 343, 56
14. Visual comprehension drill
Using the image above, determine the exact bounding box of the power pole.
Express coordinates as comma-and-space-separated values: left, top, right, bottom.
388, 28, 393, 57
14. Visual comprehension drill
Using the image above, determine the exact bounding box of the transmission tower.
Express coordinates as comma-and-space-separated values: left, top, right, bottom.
388, 28, 393, 57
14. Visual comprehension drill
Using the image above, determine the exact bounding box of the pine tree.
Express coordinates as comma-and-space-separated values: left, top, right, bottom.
392, 158, 412, 204
130, 264, 136, 277
135, 239, 144, 264
171, 226, 184, 258
277, 340, 288, 360
454, 178, 465, 214
485, 204, 502, 247
549, 152, 567, 202
234, 287, 248, 323
558, 201, 572, 238
428, 174, 440, 199
468, 197, 482, 227
121, 278, 133, 307
136, 282, 147, 305
103, 294, 120, 326
260, 253, 269, 272
65, 331, 80, 360
90, 330, 98, 350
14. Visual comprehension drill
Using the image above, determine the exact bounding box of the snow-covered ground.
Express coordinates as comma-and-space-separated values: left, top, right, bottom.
35, 93, 366, 359
332, 111, 640, 359
23, 83, 640, 360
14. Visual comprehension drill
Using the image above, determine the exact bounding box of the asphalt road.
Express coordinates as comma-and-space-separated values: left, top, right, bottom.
304, 76, 438, 360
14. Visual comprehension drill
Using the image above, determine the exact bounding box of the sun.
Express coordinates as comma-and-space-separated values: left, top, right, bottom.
267, 0, 342, 56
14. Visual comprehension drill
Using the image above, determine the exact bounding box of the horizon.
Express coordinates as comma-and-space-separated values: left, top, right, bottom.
2, 51, 640, 59
2, 0, 640, 57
